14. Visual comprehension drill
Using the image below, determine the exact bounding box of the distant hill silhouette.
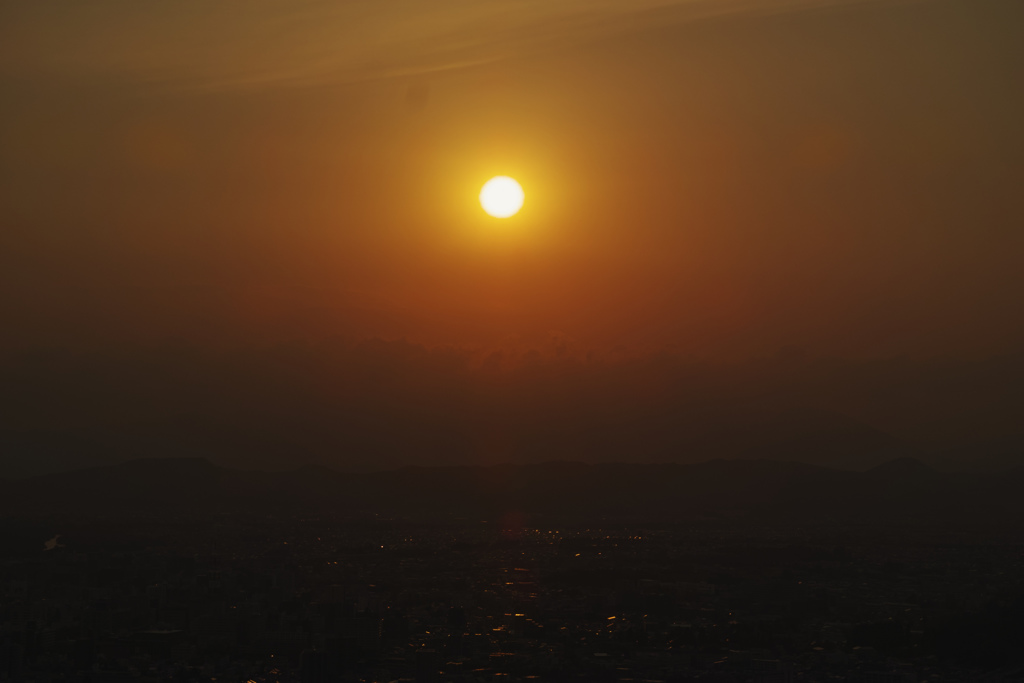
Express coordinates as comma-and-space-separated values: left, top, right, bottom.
0, 407, 916, 479
0, 429, 119, 479
4, 457, 1024, 524
3, 345, 1022, 477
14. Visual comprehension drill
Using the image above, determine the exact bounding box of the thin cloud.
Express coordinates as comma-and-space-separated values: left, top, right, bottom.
0, 0, 918, 90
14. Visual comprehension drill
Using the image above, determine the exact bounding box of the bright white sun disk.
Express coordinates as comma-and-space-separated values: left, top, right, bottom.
480, 176, 524, 218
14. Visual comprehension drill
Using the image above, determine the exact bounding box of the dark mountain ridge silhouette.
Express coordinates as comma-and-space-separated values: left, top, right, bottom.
0, 429, 119, 478
5, 346, 1023, 478
0, 407, 918, 478
4, 456, 1024, 523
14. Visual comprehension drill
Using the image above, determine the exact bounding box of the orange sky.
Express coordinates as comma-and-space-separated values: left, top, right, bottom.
1, 0, 1023, 360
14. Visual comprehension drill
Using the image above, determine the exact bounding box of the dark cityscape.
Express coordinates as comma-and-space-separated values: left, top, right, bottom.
4, 458, 1024, 681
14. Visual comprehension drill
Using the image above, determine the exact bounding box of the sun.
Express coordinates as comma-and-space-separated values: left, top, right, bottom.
479, 176, 524, 218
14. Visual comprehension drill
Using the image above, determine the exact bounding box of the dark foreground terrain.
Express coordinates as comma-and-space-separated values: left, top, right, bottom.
3, 458, 1024, 682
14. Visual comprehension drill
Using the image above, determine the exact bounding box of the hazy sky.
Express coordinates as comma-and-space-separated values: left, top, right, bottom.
1, 0, 917, 88
2, 0, 1022, 359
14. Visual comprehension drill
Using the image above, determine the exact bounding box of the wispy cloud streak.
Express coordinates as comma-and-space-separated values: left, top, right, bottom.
0, 0, 917, 90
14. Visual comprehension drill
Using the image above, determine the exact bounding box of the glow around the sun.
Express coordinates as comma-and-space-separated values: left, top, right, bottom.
479, 176, 525, 218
